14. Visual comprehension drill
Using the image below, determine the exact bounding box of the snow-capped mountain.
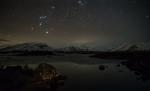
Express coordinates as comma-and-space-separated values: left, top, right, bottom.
55, 46, 90, 52
0, 42, 53, 52
0, 39, 11, 49
113, 43, 150, 52
0, 44, 11, 49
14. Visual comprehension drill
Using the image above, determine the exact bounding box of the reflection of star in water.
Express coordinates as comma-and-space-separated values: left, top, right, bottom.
45, 31, 49, 34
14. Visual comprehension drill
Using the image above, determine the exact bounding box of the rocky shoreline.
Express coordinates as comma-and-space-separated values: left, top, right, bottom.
0, 63, 66, 91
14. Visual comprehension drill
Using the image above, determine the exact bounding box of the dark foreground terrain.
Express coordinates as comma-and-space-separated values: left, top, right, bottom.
0, 63, 66, 91
0, 54, 150, 91
91, 51, 150, 59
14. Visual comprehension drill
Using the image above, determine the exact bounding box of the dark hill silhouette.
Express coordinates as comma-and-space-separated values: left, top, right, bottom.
0, 42, 53, 56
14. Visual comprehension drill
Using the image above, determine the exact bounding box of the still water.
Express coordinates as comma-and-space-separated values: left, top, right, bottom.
0, 54, 150, 91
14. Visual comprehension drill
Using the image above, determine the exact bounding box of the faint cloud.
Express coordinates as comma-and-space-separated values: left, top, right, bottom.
0, 38, 10, 43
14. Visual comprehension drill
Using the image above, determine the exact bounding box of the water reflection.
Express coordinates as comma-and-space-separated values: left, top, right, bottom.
0, 55, 150, 91
0, 63, 66, 91
121, 58, 150, 82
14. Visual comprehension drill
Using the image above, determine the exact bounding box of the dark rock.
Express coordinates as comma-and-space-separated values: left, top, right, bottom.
5, 66, 23, 72
34, 63, 57, 81
99, 65, 105, 71
122, 58, 150, 81
116, 64, 121, 67
118, 70, 124, 72
0, 63, 66, 91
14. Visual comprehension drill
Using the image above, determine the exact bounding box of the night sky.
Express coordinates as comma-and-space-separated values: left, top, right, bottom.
0, 0, 150, 50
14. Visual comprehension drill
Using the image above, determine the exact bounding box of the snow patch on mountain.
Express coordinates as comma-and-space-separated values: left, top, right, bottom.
0, 42, 53, 52
55, 46, 90, 52
113, 43, 150, 51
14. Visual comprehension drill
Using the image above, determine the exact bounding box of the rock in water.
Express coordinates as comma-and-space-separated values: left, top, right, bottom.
0, 63, 66, 91
32, 63, 66, 90
99, 65, 105, 71
35, 63, 57, 81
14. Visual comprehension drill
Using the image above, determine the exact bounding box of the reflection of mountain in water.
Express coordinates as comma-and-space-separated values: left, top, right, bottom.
122, 58, 150, 82
0, 63, 66, 91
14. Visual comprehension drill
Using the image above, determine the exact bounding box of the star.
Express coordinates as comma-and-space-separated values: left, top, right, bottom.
45, 31, 49, 34
78, 0, 82, 4
51, 6, 55, 9
77, 0, 85, 6
39, 22, 42, 26
31, 27, 35, 31
145, 15, 150, 19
